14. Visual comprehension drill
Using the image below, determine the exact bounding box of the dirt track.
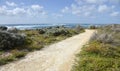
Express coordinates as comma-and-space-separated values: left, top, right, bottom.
0, 30, 95, 71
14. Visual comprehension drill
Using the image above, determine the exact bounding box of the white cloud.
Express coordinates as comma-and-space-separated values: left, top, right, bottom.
86, 0, 108, 4
0, 7, 26, 16
75, 0, 120, 6
71, 4, 81, 15
110, 11, 119, 17
61, 2, 97, 16
29, 5, 46, 16
31, 5, 43, 11
98, 5, 109, 13
75, 0, 108, 4
52, 13, 63, 18
111, 5, 115, 9
72, 10, 81, 16
8, 8, 26, 16
0, 4, 46, 17
84, 12, 91, 16
109, 0, 120, 4
75, 0, 84, 5
98, 5, 116, 13
0, 6, 7, 15
84, 0, 120, 4
86, 0, 98, 3
6, 1, 17, 7
61, 0, 119, 17
61, 6, 69, 13
83, 5, 96, 11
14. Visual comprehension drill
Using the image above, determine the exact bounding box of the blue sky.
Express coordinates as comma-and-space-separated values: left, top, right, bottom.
0, 0, 120, 24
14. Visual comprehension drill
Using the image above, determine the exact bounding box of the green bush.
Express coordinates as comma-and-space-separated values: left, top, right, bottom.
46, 28, 70, 36
0, 26, 7, 31
72, 57, 120, 71
11, 50, 27, 58
7, 28, 19, 33
72, 41, 120, 71
0, 31, 26, 50
90, 24, 120, 45
84, 41, 120, 58
52, 29, 70, 36
89, 25, 96, 29
75, 25, 84, 33
0, 55, 15, 65
37, 29, 45, 34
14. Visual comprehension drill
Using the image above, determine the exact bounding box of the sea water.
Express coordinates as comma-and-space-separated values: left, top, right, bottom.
0, 23, 106, 30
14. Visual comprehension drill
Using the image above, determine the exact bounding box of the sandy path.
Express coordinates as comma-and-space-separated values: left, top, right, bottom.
0, 30, 95, 71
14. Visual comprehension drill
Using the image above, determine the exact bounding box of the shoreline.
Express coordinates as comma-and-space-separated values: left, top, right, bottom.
0, 23, 109, 30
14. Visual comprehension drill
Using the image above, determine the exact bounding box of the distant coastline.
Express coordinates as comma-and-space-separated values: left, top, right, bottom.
0, 23, 108, 30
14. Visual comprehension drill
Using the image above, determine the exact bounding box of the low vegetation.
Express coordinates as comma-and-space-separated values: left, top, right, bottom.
72, 24, 120, 71
0, 26, 7, 31
0, 25, 85, 66
0, 31, 26, 50
89, 25, 97, 29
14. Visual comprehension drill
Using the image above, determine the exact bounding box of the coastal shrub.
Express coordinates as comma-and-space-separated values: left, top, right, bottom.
0, 25, 85, 65
0, 51, 26, 65
15, 52, 26, 58
84, 41, 120, 58
75, 25, 84, 33
90, 24, 120, 44
0, 31, 26, 50
52, 29, 70, 36
37, 29, 45, 34
68, 29, 78, 36
11, 50, 27, 58
7, 27, 18, 33
28, 44, 44, 50
46, 28, 70, 36
90, 33, 113, 44
89, 25, 96, 29
72, 57, 120, 71
72, 41, 120, 71
72, 24, 120, 71
84, 41, 102, 54
36, 26, 84, 36
89, 32, 98, 41
0, 26, 7, 31
0, 55, 15, 65
97, 33, 113, 43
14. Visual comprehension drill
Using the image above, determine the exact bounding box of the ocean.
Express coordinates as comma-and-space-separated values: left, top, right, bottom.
0, 23, 106, 30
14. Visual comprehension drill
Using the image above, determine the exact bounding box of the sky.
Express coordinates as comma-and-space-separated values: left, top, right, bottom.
0, 0, 120, 24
